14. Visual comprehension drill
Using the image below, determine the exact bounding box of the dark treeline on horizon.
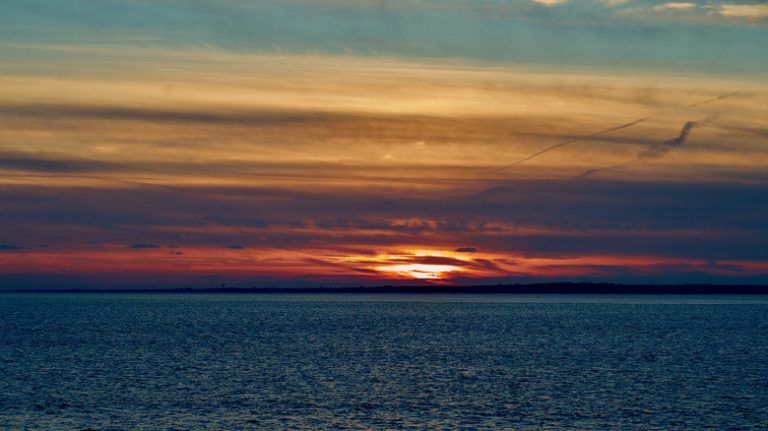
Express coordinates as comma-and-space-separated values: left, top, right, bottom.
6, 283, 768, 295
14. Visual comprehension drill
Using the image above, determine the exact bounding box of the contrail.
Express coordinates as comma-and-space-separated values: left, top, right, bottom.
494, 91, 739, 172
576, 168, 601, 178
688, 91, 740, 108
576, 120, 699, 177
577, 166, 615, 178
492, 117, 650, 172
638, 121, 697, 160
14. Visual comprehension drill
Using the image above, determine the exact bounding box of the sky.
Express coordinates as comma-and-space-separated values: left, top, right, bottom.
1, 0, 767, 289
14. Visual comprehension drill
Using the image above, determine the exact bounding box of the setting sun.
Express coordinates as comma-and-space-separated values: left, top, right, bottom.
375, 263, 462, 280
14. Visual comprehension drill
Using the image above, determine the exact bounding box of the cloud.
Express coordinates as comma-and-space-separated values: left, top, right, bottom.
0, 244, 20, 251
130, 243, 161, 249
0, 151, 120, 173
408, 255, 471, 266
455, 247, 478, 253
0, 56, 762, 190
227, 245, 245, 249
0, 103, 340, 127
1, 173, 766, 263
653, 2, 698, 12
637, 2, 768, 22
716, 4, 768, 19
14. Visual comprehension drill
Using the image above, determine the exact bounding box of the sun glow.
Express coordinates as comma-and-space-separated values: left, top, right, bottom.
375, 263, 462, 280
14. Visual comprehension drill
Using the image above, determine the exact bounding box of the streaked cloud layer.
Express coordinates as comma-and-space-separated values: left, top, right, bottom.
1, 1, 767, 288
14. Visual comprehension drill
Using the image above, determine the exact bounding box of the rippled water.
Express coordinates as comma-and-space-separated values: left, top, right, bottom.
1, 293, 767, 430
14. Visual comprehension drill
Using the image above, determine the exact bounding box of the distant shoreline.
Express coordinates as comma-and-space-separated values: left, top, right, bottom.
4, 283, 768, 295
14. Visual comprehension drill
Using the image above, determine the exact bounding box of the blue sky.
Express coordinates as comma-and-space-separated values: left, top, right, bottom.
2, 0, 767, 74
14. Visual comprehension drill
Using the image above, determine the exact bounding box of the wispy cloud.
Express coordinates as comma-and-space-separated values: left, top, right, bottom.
653, 2, 698, 12
455, 247, 478, 253
532, 0, 570, 5
616, 1, 768, 24
717, 3, 768, 19
130, 243, 161, 250
634, 1, 768, 22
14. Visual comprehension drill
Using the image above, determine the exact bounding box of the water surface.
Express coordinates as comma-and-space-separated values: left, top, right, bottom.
1, 293, 767, 430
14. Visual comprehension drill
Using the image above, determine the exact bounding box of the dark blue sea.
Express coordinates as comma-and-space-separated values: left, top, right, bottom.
1, 294, 767, 430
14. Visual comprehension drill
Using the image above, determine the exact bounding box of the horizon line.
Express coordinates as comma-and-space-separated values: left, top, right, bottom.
4, 282, 768, 295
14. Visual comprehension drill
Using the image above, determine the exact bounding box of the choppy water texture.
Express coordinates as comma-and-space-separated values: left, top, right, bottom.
1, 294, 767, 430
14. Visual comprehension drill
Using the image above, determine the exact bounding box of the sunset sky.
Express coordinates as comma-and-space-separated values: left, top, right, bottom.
1, 0, 767, 288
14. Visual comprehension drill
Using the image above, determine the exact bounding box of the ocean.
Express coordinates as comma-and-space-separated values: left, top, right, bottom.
1, 293, 767, 430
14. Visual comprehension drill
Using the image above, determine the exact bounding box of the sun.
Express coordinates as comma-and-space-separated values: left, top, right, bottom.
375, 263, 461, 280
343, 249, 470, 280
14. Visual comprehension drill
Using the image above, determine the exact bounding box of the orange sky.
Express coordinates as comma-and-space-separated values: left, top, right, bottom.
1, 46, 767, 288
